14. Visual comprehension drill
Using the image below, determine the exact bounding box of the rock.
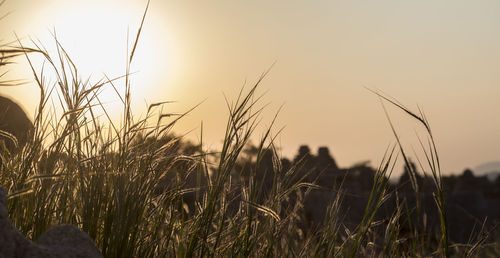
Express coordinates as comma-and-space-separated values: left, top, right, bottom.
0, 187, 103, 258
0, 96, 34, 153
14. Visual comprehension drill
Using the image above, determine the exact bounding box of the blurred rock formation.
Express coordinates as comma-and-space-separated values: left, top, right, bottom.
0, 96, 34, 153
0, 187, 103, 257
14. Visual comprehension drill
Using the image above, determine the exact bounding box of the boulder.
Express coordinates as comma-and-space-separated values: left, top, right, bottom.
0, 187, 103, 258
0, 96, 34, 153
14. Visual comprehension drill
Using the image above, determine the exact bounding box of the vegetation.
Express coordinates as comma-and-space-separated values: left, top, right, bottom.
0, 2, 497, 257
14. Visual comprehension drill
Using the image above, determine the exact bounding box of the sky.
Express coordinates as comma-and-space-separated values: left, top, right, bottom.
1, 0, 500, 177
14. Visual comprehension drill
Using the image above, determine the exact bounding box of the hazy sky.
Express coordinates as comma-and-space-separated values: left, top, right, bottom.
1, 0, 500, 176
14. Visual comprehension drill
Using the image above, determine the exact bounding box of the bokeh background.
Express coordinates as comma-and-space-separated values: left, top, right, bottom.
1, 0, 499, 177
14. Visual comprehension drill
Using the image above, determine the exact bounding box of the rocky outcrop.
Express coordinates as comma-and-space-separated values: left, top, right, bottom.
0, 187, 103, 258
0, 96, 34, 153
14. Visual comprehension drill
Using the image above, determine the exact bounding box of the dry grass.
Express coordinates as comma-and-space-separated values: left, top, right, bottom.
0, 2, 495, 257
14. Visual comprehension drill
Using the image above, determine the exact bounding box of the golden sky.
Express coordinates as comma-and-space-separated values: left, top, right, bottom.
1, 0, 500, 176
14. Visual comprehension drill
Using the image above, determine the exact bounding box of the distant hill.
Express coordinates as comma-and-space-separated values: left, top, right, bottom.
474, 161, 500, 181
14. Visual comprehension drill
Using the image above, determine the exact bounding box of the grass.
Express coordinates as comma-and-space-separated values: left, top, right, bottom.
0, 3, 497, 257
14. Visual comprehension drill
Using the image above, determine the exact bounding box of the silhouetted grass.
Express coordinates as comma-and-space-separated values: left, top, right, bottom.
0, 2, 496, 257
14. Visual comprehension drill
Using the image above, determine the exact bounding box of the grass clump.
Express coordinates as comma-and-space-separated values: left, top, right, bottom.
0, 3, 496, 257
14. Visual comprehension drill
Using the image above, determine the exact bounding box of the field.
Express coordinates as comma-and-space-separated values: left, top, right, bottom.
0, 3, 498, 258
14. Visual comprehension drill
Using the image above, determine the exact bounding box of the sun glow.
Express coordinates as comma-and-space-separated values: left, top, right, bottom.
18, 0, 168, 119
